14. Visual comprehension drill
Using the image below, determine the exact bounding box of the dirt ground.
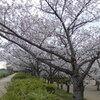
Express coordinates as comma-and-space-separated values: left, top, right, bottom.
0, 74, 16, 96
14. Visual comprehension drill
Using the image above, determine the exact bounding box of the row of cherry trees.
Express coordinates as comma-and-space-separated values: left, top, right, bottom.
0, 0, 100, 100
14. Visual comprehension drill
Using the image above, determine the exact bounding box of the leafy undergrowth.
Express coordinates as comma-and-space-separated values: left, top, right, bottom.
0, 72, 13, 79
0, 73, 73, 100
55, 89, 73, 100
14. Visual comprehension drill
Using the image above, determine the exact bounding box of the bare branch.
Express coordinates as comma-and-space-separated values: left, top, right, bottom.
0, 23, 71, 63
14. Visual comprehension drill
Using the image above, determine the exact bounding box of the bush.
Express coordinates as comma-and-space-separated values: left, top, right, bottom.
11, 72, 32, 80
44, 84, 56, 93
53, 77, 70, 84
0, 72, 13, 79
0, 73, 58, 100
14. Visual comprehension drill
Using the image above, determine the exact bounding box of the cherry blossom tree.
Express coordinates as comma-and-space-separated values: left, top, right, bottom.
0, 0, 100, 100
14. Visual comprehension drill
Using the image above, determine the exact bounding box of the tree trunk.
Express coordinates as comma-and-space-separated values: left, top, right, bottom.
97, 84, 100, 91
49, 77, 53, 83
72, 77, 84, 100
96, 81, 100, 91
57, 82, 60, 88
60, 83, 63, 89
66, 83, 70, 93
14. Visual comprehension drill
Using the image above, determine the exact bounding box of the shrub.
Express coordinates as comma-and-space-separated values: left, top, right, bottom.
53, 77, 70, 84
44, 84, 56, 93
0, 73, 58, 100
0, 72, 13, 79
11, 72, 32, 80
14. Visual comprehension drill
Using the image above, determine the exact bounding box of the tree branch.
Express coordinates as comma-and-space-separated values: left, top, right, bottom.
0, 24, 71, 63
0, 33, 73, 75
80, 56, 100, 82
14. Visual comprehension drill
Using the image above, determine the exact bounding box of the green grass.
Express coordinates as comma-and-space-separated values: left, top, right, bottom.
55, 89, 73, 100
11, 72, 32, 80
0, 72, 13, 79
0, 73, 73, 100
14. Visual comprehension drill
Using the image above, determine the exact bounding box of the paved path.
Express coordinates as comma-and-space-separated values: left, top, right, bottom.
68, 85, 100, 100
84, 85, 100, 100
0, 74, 16, 96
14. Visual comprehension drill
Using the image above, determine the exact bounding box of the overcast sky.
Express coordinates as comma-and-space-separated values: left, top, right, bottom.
0, 0, 40, 69
4, 0, 39, 5
0, 61, 6, 69
0, 0, 100, 68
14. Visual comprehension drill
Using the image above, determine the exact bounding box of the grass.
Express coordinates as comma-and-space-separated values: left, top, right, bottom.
0, 72, 13, 79
0, 73, 73, 100
55, 89, 73, 100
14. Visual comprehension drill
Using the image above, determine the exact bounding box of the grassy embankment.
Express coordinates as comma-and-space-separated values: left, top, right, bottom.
0, 72, 13, 79
0, 73, 73, 100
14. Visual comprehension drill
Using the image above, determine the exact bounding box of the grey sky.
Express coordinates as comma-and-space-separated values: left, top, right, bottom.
0, 61, 6, 69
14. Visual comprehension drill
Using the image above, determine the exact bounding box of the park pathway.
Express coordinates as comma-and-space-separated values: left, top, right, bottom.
84, 85, 100, 100
0, 73, 16, 96
69, 85, 100, 100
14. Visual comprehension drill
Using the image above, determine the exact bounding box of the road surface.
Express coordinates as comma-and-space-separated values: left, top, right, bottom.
68, 84, 100, 100
84, 85, 100, 100
0, 74, 15, 96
